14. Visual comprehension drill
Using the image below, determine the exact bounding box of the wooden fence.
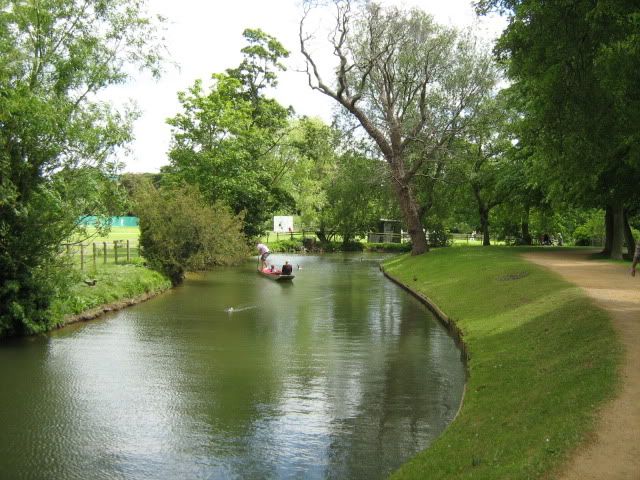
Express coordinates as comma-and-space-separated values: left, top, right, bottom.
61, 240, 138, 270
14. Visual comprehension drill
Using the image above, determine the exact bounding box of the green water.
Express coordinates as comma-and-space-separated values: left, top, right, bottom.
0, 254, 465, 480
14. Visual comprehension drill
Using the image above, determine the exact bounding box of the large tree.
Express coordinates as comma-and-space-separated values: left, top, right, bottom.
165, 29, 294, 238
0, 0, 164, 336
477, 0, 640, 258
300, 0, 496, 254
458, 95, 516, 245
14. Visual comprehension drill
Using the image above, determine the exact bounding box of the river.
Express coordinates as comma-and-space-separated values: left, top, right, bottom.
0, 253, 465, 480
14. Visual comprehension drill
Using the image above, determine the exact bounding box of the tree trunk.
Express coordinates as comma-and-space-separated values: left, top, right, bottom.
390, 172, 428, 255
609, 203, 625, 260
316, 228, 328, 244
623, 209, 636, 260
479, 207, 491, 246
603, 206, 613, 255
521, 205, 532, 245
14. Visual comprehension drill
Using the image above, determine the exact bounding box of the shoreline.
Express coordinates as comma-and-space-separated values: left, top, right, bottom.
381, 265, 469, 423
384, 247, 619, 480
59, 285, 172, 328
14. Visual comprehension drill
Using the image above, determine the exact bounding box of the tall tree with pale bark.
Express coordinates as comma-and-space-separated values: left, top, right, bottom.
299, 0, 497, 254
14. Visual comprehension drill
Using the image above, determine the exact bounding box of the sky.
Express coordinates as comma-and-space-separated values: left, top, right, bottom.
105, 1, 507, 173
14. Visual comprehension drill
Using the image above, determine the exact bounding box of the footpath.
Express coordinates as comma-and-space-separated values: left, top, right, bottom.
523, 249, 640, 480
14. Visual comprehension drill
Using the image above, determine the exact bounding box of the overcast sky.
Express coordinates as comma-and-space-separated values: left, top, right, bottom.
105, 0, 507, 173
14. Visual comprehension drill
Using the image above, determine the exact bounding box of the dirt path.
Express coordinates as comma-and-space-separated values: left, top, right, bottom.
522, 249, 640, 480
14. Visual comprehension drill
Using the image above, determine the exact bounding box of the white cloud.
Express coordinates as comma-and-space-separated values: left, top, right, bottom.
105, 0, 506, 173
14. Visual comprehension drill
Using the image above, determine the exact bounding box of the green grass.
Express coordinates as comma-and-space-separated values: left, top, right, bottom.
50, 261, 171, 323
79, 225, 140, 244
384, 247, 620, 480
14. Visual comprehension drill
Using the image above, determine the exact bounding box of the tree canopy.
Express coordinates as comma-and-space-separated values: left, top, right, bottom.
164, 29, 295, 238
0, 0, 164, 336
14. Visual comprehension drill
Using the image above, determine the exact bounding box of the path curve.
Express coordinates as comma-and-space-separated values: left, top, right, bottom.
522, 249, 640, 480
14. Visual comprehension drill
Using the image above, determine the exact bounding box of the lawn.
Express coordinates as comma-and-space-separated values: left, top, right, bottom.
384, 247, 620, 480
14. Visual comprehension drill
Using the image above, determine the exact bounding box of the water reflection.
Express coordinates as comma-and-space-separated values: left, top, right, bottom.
0, 253, 465, 480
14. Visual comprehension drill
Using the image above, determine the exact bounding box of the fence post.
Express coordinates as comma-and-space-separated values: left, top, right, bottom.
114, 240, 118, 264
103, 242, 107, 264
80, 244, 84, 271
92, 243, 97, 269
126, 240, 130, 263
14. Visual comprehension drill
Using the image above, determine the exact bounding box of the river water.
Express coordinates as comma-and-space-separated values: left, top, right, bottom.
0, 253, 465, 480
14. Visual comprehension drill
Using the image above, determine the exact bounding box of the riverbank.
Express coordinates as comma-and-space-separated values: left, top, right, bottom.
383, 247, 620, 480
50, 263, 172, 328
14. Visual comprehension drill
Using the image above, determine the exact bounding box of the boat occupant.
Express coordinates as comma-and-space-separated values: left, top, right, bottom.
257, 243, 270, 270
282, 261, 293, 275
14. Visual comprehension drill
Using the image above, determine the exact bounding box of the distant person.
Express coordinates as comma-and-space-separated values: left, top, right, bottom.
557, 232, 563, 246
282, 261, 293, 275
631, 242, 640, 277
257, 243, 270, 270
543, 233, 551, 246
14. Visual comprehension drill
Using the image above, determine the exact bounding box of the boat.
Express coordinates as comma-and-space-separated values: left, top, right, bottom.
257, 267, 295, 282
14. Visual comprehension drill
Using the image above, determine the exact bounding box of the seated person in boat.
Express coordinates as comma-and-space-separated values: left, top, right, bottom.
281, 261, 293, 275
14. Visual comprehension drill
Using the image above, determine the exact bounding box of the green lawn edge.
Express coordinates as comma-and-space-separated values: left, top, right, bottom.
49, 263, 172, 326
384, 246, 621, 480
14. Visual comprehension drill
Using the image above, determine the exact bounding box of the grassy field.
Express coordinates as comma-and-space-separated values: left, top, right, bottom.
78, 226, 140, 244
51, 226, 170, 325
384, 247, 620, 480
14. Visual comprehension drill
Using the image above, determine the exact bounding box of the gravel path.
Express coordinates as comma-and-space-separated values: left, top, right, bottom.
523, 249, 640, 480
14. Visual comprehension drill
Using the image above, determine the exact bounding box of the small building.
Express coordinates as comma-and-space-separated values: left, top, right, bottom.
368, 219, 402, 243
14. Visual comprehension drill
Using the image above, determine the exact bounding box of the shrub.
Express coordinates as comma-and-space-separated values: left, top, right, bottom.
134, 182, 250, 285
364, 242, 412, 252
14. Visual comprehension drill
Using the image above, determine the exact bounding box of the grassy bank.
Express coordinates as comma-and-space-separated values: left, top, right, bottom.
50, 262, 171, 325
384, 247, 620, 480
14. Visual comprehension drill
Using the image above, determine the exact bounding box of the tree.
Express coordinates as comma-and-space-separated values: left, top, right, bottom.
134, 182, 250, 285
165, 29, 294, 238
0, 0, 164, 336
458, 96, 515, 245
300, 0, 497, 254
477, 0, 640, 258
278, 117, 339, 237
323, 150, 388, 246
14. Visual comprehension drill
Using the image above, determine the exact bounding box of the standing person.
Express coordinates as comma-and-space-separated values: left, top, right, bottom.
631, 242, 640, 277
257, 243, 270, 270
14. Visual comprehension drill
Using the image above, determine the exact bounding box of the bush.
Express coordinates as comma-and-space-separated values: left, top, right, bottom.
427, 223, 452, 247
134, 182, 250, 285
267, 238, 305, 253
364, 242, 411, 252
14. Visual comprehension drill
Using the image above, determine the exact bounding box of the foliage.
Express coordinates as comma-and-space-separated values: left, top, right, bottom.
322, 150, 388, 245
426, 221, 452, 248
133, 182, 250, 285
280, 117, 339, 230
384, 247, 619, 479
0, 0, 164, 337
300, 0, 498, 254
265, 238, 305, 253
455, 94, 518, 245
165, 29, 294, 238
364, 242, 411, 253
478, 0, 640, 257
573, 210, 606, 246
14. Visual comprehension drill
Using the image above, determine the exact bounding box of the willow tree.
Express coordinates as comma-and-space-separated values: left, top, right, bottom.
300, 0, 496, 254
